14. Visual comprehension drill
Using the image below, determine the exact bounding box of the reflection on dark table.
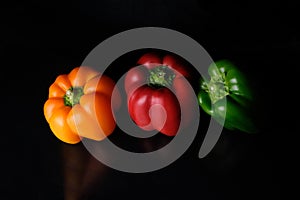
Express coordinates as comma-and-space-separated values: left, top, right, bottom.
62, 142, 107, 200
59, 127, 275, 200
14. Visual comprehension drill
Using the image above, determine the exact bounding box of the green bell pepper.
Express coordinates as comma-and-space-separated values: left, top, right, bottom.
198, 60, 257, 133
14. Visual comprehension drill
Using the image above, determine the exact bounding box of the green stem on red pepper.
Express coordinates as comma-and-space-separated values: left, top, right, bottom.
148, 65, 176, 88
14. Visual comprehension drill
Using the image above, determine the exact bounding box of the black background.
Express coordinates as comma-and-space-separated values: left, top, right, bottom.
1, 0, 298, 199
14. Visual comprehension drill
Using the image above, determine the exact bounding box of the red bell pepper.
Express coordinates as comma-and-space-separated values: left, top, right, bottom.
124, 53, 197, 136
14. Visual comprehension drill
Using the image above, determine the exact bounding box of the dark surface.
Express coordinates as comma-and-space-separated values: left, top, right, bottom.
1, 0, 298, 199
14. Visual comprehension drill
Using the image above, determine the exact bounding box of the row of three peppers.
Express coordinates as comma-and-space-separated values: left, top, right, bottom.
44, 53, 256, 144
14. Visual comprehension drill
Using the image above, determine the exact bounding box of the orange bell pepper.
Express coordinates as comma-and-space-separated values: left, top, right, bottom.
44, 66, 120, 144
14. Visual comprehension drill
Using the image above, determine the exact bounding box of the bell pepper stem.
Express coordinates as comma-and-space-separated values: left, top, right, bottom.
64, 86, 84, 107
148, 65, 175, 88
202, 72, 229, 104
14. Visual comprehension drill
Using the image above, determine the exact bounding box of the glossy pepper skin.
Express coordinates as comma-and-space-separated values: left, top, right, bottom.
198, 60, 257, 133
44, 66, 120, 144
125, 53, 197, 136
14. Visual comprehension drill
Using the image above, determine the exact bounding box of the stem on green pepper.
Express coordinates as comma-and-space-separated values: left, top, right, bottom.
202, 71, 229, 104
